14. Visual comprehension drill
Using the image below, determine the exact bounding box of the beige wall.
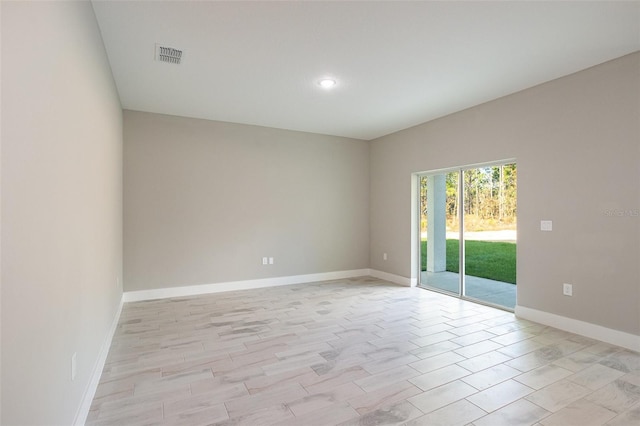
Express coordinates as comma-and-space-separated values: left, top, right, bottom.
370, 52, 640, 336
124, 111, 369, 291
1, 2, 123, 424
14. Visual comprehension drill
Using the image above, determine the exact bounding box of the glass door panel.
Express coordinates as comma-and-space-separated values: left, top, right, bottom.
462, 164, 517, 309
419, 171, 460, 295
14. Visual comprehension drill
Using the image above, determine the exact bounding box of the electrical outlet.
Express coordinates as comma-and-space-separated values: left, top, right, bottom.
262, 257, 268, 265
563, 283, 573, 296
71, 352, 77, 381
269, 257, 274, 265
383, 253, 388, 261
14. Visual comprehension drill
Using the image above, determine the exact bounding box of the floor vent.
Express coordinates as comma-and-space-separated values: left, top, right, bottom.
155, 44, 183, 64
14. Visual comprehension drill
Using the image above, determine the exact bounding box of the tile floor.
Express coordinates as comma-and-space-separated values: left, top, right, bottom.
88, 277, 640, 426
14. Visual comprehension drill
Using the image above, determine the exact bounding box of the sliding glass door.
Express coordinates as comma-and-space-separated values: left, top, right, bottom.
419, 163, 517, 310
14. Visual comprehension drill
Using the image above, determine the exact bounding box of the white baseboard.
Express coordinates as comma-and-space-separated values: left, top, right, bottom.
74, 298, 124, 426
369, 269, 412, 287
122, 269, 372, 302
515, 305, 640, 352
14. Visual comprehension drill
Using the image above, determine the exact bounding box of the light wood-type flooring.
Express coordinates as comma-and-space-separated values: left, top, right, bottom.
88, 277, 640, 425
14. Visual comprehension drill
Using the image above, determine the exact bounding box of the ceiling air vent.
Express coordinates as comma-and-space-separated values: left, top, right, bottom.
155, 44, 183, 64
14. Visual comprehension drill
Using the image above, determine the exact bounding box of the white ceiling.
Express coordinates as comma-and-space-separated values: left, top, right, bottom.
92, 1, 640, 140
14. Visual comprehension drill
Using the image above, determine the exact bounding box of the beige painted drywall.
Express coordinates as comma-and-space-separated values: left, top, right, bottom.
1, 1, 123, 424
370, 52, 640, 336
124, 111, 369, 291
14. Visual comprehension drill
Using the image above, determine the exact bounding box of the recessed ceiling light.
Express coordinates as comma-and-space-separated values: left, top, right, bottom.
318, 78, 337, 89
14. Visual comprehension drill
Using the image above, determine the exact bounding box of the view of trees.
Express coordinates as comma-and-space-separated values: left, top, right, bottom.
421, 163, 517, 232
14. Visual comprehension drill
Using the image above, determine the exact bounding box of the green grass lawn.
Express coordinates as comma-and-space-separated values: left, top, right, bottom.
421, 239, 516, 284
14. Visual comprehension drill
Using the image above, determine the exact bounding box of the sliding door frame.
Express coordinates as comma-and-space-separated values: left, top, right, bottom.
415, 159, 516, 311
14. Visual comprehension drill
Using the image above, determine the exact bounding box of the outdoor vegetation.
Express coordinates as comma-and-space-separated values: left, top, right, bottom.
420, 164, 517, 232
420, 240, 516, 284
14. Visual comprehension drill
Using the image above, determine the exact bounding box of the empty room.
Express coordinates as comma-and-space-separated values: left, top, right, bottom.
2, 1, 640, 425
